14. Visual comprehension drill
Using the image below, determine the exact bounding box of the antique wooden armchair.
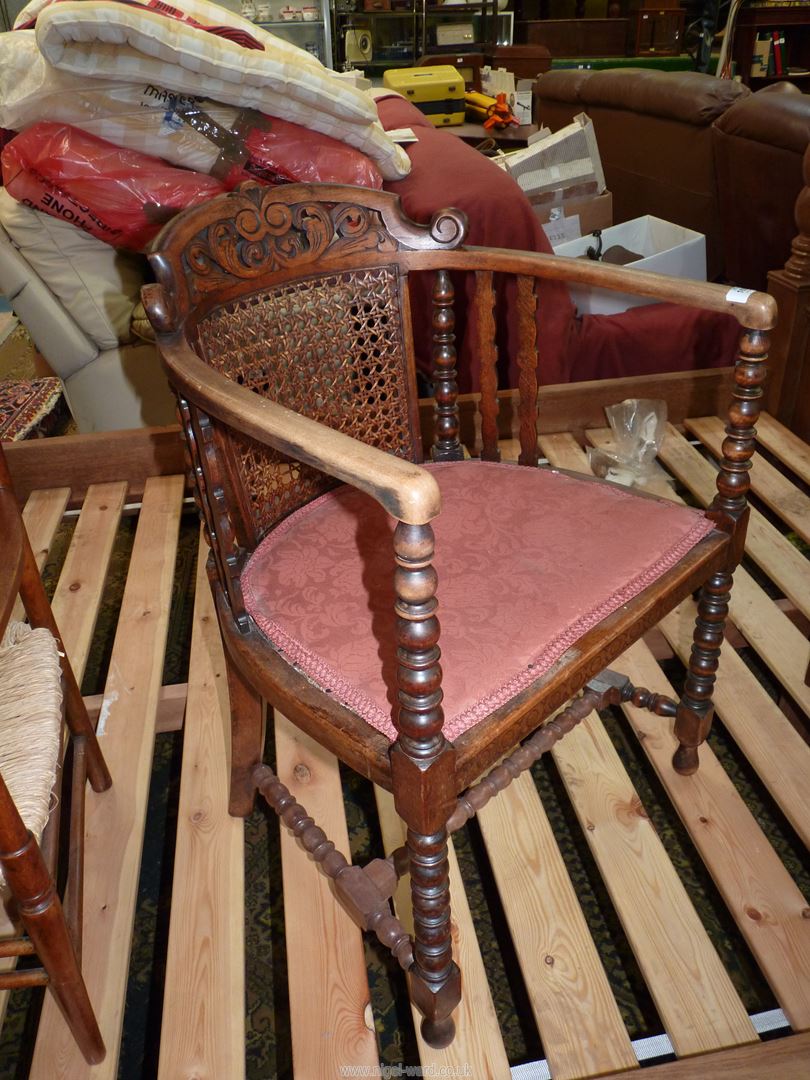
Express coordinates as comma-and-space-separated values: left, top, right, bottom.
143, 182, 774, 1049
0, 444, 111, 1064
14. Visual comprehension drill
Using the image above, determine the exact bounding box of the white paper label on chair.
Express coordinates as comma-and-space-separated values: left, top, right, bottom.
725, 287, 755, 304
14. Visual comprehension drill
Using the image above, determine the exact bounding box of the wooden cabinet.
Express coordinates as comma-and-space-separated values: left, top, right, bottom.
732, 4, 810, 87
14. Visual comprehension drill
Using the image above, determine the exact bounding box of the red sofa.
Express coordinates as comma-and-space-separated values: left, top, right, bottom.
376, 92, 739, 393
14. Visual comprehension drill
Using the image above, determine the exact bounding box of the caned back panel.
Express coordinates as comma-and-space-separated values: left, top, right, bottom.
195, 264, 418, 542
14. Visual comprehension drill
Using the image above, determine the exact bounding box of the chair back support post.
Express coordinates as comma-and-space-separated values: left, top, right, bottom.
475, 270, 501, 462
430, 269, 464, 462
516, 274, 541, 467
176, 395, 250, 629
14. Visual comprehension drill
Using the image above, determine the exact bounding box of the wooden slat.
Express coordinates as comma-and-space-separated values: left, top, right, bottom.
539, 432, 591, 472
597, 426, 810, 714
50, 482, 128, 681
719, 569, 810, 717
540, 434, 810, 1034
658, 601, 810, 850
618, 640, 810, 1033
419, 367, 735, 453
158, 533, 244, 1079
9, 487, 70, 640
594, 424, 810, 623
84, 682, 187, 735
551, 716, 756, 1055
478, 774, 638, 1078
29, 474, 185, 1080
755, 412, 810, 485
275, 716, 379, 1076
603, 1031, 810, 1080
375, 788, 513, 1079
685, 415, 810, 544
3, 427, 186, 508
585, 426, 810, 833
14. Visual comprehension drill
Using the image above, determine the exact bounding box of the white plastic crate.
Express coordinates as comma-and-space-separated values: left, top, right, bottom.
553, 215, 707, 315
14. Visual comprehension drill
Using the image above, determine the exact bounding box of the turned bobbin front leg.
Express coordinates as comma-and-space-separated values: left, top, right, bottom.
404, 825, 460, 1049
673, 570, 731, 775
673, 320, 771, 775
391, 519, 461, 1049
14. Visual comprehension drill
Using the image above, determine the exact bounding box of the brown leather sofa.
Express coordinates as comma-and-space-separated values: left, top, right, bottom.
534, 68, 810, 290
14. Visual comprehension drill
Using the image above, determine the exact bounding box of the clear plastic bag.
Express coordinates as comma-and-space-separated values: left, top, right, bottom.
587, 398, 668, 487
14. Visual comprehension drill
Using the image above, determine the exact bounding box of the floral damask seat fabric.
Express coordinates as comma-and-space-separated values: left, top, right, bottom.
242, 461, 713, 742
144, 181, 773, 1052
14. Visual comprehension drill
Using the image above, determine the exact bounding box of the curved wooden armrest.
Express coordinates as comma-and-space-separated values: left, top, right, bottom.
410, 248, 778, 330
159, 334, 441, 526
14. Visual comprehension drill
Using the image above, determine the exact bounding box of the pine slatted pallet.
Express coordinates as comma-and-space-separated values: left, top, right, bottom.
3, 383, 809, 1079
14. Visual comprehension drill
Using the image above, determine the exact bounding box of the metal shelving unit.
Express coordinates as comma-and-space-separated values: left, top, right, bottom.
257, 0, 333, 67
331, 0, 501, 72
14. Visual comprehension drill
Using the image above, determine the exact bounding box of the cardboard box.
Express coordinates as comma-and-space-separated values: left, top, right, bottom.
552, 215, 706, 316
494, 113, 605, 199
531, 189, 613, 245
512, 79, 535, 126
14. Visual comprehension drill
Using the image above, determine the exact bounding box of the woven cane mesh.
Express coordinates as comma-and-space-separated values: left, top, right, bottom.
0, 622, 62, 888
196, 266, 416, 540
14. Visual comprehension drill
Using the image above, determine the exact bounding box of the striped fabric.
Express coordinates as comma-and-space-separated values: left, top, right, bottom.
0, 34, 383, 184
10, 0, 410, 180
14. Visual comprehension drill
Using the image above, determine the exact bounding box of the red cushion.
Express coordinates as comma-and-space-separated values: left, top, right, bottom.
243, 461, 713, 742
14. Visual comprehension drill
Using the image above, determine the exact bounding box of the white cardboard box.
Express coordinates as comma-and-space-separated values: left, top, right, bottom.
493, 113, 604, 199
553, 215, 706, 315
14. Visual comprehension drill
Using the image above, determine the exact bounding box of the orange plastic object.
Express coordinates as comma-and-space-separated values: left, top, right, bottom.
483, 92, 519, 131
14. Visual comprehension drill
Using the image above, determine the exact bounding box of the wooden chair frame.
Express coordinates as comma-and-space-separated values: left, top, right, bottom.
144, 182, 775, 1048
0, 445, 111, 1066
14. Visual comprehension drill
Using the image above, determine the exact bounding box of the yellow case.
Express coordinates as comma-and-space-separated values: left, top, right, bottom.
382, 65, 465, 127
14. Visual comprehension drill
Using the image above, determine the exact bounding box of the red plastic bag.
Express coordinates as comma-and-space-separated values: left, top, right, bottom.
1, 121, 226, 250
217, 113, 383, 190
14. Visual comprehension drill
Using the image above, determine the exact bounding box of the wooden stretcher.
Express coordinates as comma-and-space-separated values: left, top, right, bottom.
3, 373, 809, 1079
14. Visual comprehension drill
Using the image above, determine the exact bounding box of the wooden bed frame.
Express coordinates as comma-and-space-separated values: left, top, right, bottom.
2, 369, 809, 1079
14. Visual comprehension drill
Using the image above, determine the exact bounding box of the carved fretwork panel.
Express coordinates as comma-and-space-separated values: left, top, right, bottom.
175, 186, 465, 306
196, 265, 417, 541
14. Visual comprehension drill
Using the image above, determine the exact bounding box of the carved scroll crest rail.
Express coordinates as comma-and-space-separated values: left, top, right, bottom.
178, 183, 467, 300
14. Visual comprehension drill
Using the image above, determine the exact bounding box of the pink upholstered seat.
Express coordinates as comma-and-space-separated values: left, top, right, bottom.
243, 461, 713, 742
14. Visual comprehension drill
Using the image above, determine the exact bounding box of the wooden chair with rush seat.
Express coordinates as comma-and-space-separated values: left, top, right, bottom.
0, 443, 111, 1065
143, 181, 774, 1049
